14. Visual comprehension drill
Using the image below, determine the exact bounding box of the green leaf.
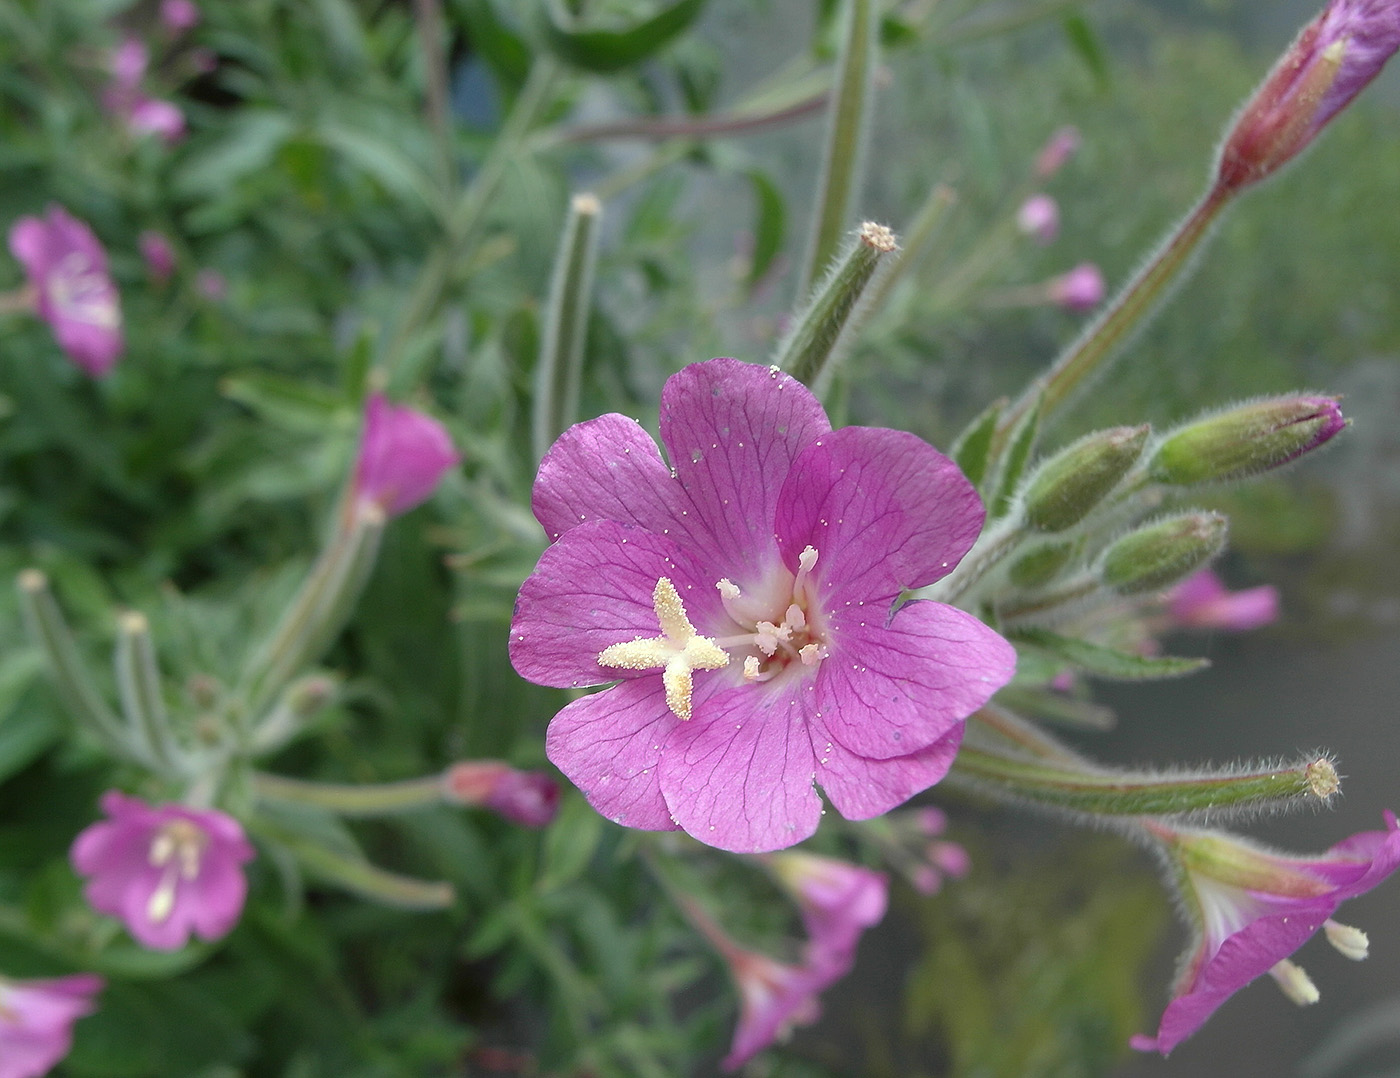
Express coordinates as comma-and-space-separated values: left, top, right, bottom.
221, 373, 349, 434
1010, 627, 1210, 681
988, 394, 1042, 518
538, 793, 603, 892
173, 111, 296, 198
743, 170, 786, 294
541, 0, 709, 74
315, 123, 443, 218
949, 398, 1006, 491
1061, 14, 1110, 89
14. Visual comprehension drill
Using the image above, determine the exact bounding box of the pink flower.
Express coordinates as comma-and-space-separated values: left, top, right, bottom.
1034, 125, 1081, 177
70, 791, 255, 951
160, 0, 201, 33
128, 98, 186, 142
1217, 0, 1400, 190
103, 37, 185, 145
1167, 569, 1280, 632
768, 852, 888, 959
722, 947, 833, 1071
511, 359, 1015, 852
0, 973, 103, 1078
7, 205, 123, 376
139, 230, 176, 282
352, 393, 460, 519
1046, 262, 1105, 312
1132, 812, 1400, 1055
1016, 194, 1059, 244
442, 761, 561, 827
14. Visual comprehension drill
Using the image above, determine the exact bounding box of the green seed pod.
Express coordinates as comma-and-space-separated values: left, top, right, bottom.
1022, 425, 1151, 533
1100, 512, 1228, 595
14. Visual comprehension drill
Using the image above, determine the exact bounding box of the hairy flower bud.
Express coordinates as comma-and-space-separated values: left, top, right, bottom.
1046, 262, 1105, 311
1022, 425, 1150, 532
1149, 396, 1346, 485
1100, 512, 1228, 595
1007, 540, 1078, 589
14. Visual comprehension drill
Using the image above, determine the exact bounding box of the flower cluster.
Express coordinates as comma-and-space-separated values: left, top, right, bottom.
511, 359, 1015, 852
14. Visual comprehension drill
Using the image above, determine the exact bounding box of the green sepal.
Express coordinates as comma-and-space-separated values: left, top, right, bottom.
949, 397, 1005, 492
988, 393, 1042, 519
1010, 627, 1209, 681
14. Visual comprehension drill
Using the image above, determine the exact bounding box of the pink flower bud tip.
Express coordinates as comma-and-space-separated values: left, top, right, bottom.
353, 393, 460, 519
139, 231, 177, 282
1034, 125, 1081, 177
1016, 194, 1059, 244
1168, 569, 1280, 632
7, 205, 123, 376
161, 0, 201, 33
443, 761, 560, 827
1047, 263, 1105, 312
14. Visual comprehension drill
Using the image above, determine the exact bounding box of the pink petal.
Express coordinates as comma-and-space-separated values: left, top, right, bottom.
659, 359, 830, 580
353, 394, 459, 517
7, 217, 50, 275
532, 413, 686, 542
774, 427, 984, 600
816, 600, 1015, 760
188, 852, 250, 941
510, 519, 721, 689
813, 724, 965, 821
544, 679, 679, 831
660, 680, 822, 852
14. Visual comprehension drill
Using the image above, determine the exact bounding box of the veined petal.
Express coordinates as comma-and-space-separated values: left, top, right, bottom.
660, 359, 830, 580
774, 427, 985, 601
813, 723, 964, 820
510, 520, 720, 688
661, 679, 822, 852
544, 679, 680, 832
817, 600, 1015, 760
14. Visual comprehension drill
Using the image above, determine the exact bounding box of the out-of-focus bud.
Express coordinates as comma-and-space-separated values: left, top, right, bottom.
352, 393, 460, 520
442, 761, 560, 828
139, 230, 176, 283
161, 0, 201, 34
1149, 396, 1346, 485
1022, 425, 1150, 533
1034, 125, 1081, 178
1216, 0, 1400, 192
1008, 540, 1077, 588
1016, 194, 1059, 244
195, 269, 227, 301
1101, 512, 1229, 595
1046, 262, 1105, 311
1168, 569, 1280, 632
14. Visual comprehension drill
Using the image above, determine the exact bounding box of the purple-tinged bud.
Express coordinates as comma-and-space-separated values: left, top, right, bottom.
1045, 262, 1104, 312
1216, 0, 1400, 192
1100, 512, 1228, 595
1016, 194, 1059, 244
139, 230, 177, 282
1022, 425, 1151, 533
1149, 395, 1346, 485
1168, 569, 1280, 632
1034, 125, 1081, 178
352, 393, 460, 519
442, 761, 560, 827
195, 269, 227, 301
161, 0, 201, 34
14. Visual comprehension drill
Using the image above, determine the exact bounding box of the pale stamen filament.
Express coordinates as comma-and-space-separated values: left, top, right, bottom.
145, 821, 206, 924
792, 545, 819, 595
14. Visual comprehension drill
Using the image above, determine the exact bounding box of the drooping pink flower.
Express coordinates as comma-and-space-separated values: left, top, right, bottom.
1016, 194, 1059, 244
139, 230, 176, 282
1167, 569, 1280, 632
7, 205, 123, 376
511, 359, 1016, 853
1046, 262, 1105, 312
1132, 812, 1400, 1055
1034, 125, 1081, 178
0, 973, 103, 1078
722, 947, 832, 1071
442, 761, 561, 827
70, 791, 255, 951
160, 0, 201, 34
1217, 0, 1400, 191
768, 852, 888, 959
352, 393, 460, 519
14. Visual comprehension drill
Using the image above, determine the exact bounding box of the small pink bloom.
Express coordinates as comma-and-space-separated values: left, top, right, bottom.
352, 393, 460, 519
103, 37, 185, 144
160, 0, 201, 33
195, 268, 227, 300
139, 231, 177, 282
70, 791, 255, 951
128, 97, 186, 143
1034, 125, 1081, 178
1167, 569, 1280, 632
109, 36, 148, 90
511, 359, 1016, 852
1218, 0, 1400, 190
0, 972, 103, 1078
769, 852, 888, 959
1016, 194, 1059, 244
722, 948, 829, 1071
1133, 812, 1400, 1055
442, 761, 561, 827
1046, 262, 1105, 312
7, 205, 123, 376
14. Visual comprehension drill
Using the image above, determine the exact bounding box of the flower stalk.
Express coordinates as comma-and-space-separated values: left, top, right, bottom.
253, 771, 446, 816
113, 611, 181, 773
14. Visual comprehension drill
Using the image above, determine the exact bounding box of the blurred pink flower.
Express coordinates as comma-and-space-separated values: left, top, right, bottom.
722, 947, 830, 1070
1046, 262, 1105, 312
1034, 125, 1081, 177
442, 761, 560, 827
1016, 194, 1059, 244
352, 393, 460, 519
0, 972, 103, 1078
195, 268, 227, 300
7, 205, 123, 376
160, 0, 201, 34
103, 37, 185, 144
71, 791, 255, 951
139, 230, 177, 282
1167, 569, 1280, 632
768, 852, 888, 958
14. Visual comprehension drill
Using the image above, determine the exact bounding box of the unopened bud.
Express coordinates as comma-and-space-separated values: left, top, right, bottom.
1022, 425, 1150, 532
442, 761, 560, 828
1046, 262, 1104, 312
1150, 396, 1346, 485
287, 674, 337, 718
1008, 541, 1077, 588
1034, 125, 1081, 178
1016, 194, 1059, 244
1100, 512, 1228, 595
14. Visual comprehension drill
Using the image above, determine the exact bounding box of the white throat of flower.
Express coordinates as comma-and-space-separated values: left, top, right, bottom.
597, 546, 829, 721
146, 819, 208, 924
48, 251, 119, 328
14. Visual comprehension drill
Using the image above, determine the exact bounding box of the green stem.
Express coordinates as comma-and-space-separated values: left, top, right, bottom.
113, 611, 180, 773
262, 824, 455, 910
549, 89, 829, 144
253, 771, 445, 816
997, 573, 1100, 622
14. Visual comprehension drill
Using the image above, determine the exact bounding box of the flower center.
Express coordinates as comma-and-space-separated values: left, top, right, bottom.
48, 251, 119, 329
146, 818, 207, 924
596, 546, 829, 720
